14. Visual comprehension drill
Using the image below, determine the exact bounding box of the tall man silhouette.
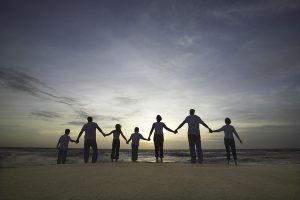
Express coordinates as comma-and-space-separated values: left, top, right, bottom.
175, 109, 212, 163
76, 116, 106, 163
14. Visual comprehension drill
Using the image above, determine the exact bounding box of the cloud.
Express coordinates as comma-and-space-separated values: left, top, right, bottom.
206, 0, 300, 23
115, 96, 140, 105
0, 67, 45, 97
31, 111, 61, 119
0, 67, 77, 106
67, 121, 85, 126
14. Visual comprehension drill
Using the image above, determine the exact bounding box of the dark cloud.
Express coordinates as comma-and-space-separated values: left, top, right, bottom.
0, 67, 45, 97
0, 67, 77, 106
67, 121, 85, 126
31, 111, 60, 119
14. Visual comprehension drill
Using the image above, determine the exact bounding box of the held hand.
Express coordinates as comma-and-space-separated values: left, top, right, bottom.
174, 130, 178, 134
148, 138, 150, 141
75, 139, 79, 144
209, 129, 213, 133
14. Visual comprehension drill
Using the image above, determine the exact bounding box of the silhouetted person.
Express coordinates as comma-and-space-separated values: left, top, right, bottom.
148, 115, 176, 162
127, 127, 149, 162
211, 117, 243, 165
76, 116, 106, 163
175, 109, 212, 163
105, 124, 128, 162
56, 129, 76, 164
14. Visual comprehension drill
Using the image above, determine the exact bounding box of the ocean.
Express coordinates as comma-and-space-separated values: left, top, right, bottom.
0, 148, 300, 168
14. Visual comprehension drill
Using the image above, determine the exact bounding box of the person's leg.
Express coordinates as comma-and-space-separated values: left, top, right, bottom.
160, 135, 164, 161
136, 145, 139, 161
115, 139, 120, 161
111, 140, 116, 161
131, 144, 138, 161
230, 139, 237, 163
84, 140, 90, 163
154, 134, 159, 160
195, 135, 203, 163
91, 140, 98, 163
224, 139, 231, 164
57, 149, 62, 164
62, 150, 67, 164
188, 134, 196, 163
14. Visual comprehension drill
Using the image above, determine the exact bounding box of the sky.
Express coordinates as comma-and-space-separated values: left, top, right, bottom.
0, 0, 300, 149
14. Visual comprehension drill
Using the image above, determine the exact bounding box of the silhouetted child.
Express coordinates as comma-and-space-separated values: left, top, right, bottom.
127, 127, 149, 162
211, 118, 243, 165
56, 129, 76, 164
105, 124, 128, 162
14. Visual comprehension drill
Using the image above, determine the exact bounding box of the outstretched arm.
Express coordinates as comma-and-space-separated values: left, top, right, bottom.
76, 127, 84, 143
70, 138, 76, 143
200, 120, 212, 132
163, 124, 176, 133
148, 125, 154, 140
141, 135, 148, 141
97, 125, 106, 137
212, 127, 224, 133
105, 131, 114, 137
233, 128, 243, 144
175, 121, 186, 132
127, 137, 132, 144
120, 131, 128, 142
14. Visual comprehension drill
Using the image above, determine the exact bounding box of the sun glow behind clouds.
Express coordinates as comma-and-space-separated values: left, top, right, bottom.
0, 0, 300, 148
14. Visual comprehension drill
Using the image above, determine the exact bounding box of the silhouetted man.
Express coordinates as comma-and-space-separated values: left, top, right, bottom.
175, 109, 212, 163
76, 116, 106, 163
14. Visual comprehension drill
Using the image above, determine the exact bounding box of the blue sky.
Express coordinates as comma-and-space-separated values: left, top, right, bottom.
0, 0, 300, 149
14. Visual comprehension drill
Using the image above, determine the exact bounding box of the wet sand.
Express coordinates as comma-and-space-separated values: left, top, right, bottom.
0, 163, 299, 200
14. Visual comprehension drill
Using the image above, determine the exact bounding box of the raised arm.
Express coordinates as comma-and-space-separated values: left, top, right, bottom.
120, 131, 128, 142
233, 127, 243, 144
148, 124, 155, 140
163, 123, 175, 133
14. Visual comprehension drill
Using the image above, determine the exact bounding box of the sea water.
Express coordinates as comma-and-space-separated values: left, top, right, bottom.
0, 148, 300, 167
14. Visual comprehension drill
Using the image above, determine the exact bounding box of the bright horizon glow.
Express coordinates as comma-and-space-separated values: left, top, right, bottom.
0, 0, 300, 149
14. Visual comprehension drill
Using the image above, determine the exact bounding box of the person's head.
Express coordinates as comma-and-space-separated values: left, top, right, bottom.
225, 117, 231, 125
134, 127, 139, 133
190, 109, 195, 115
156, 115, 162, 122
87, 116, 93, 122
115, 124, 121, 131
65, 129, 70, 134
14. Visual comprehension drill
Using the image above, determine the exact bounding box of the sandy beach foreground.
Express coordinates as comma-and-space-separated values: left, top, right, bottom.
0, 163, 299, 200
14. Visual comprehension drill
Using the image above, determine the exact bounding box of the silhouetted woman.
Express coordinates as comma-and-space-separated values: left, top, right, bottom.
105, 124, 127, 162
148, 115, 176, 162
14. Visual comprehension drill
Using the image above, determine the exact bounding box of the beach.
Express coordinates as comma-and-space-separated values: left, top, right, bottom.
1, 163, 299, 200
